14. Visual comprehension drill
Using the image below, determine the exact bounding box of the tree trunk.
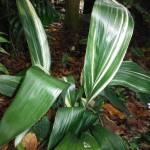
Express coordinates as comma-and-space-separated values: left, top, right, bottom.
65, 0, 80, 29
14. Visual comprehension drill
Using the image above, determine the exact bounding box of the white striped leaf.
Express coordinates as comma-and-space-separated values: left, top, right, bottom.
110, 61, 150, 94
83, 0, 134, 102
0, 66, 68, 146
16, 0, 51, 71
61, 76, 76, 107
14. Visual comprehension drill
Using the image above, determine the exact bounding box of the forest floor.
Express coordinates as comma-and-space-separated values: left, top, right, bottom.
0, 16, 150, 150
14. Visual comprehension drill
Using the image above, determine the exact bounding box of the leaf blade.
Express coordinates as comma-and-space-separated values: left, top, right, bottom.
48, 107, 84, 149
83, 0, 134, 102
0, 63, 9, 75
75, 111, 98, 134
0, 47, 10, 55
92, 125, 127, 150
0, 75, 22, 97
61, 76, 76, 107
111, 61, 150, 94
0, 66, 68, 146
0, 37, 10, 43
100, 87, 129, 114
55, 132, 100, 150
16, 0, 51, 71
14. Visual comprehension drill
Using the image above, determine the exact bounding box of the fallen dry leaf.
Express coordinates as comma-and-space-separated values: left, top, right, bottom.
89, 100, 95, 107
102, 115, 126, 135
0, 144, 8, 150
105, 120, 119, 133
137, 121, 148, 132
127, 102, 138, 114
47, 109, 56, 121
126, 118, 138, 128
137, 110, 150, 118
115, 124, 126, 135
103, 103, 125, 119
22, 132, 38, 150
131, 99, 145, 108
140, 142, 150, 150
126, 118, 148, 132
60, 69, 74, 75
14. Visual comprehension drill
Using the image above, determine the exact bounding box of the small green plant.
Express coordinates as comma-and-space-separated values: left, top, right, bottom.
131, 47, 144, 57
61, 53, 70, 67
0, 32, 10, 74
129, 131, 150, 150
0, 0, 149, 149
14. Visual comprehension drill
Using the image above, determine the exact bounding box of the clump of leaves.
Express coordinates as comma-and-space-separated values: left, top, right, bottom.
0, 0, 149, 150
129, 131, 150, 150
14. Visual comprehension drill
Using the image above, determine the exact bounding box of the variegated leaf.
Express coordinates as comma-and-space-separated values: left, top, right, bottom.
83, 0, 134, 102
110, 61, 150, 94
16, 0, 51, 71
61, 76, 76, 107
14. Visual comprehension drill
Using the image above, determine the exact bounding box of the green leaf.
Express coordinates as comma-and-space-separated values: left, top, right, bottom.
16, 142, 26, 150
0, 32, 8, 35
79, 38, 88, 45
75, 111, 98, 134
83, 0, 134, 102
0, 47, 10, 55
62, 53, 69, 66
76, 86, 84, 101
55, 132, 100, 150
48, 107, 84, 150
111, 61, 150, 94
61, 76, 76, 107
0, 66, 68, 146
100, 87, 129, 114
15, 129, 29, 147
93, 96, 105, 111
0, 75, 21, 97
0, 63, 9, 75
16, 0, 51, 71
31, 116, 51, 142
92, 125, 127, 150
131, 47, 144, 56
0, 37, 10, 43
136, 93, 150, 105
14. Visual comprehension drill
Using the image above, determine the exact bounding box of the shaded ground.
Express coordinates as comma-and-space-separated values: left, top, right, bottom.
0, 19, 150, 149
